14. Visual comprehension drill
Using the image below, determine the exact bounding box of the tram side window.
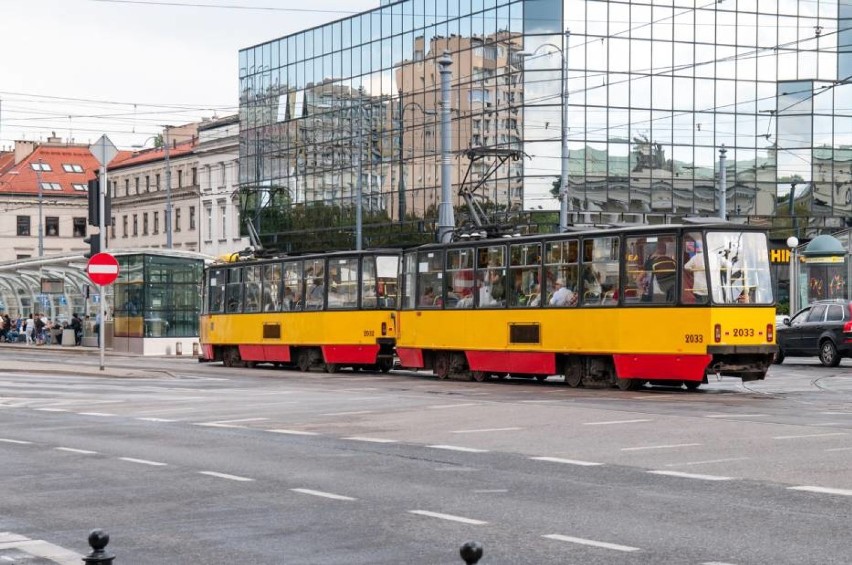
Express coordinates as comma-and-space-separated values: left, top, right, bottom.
363, 255, 399, 309
681, 232, 707, 304
624, 234, 676, 305
328, 257, 358, 309
510, 243, 542, 307
417, 250, 444, 308
207, 268, 226, 314
402, 253, 417, 310
261, 263, 281, 312
304, 259, 325, 309
705, 232, 774, 305
282, 261, 303, 311
581, 236, 620, 306
544, 239, 578, 307
476, 245, 507, 308
225, 267, 243, 313
243, 265, 262, 312
446, 248, 474, 308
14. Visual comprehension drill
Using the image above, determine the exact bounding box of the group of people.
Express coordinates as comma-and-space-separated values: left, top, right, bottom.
0, 313, 87, 346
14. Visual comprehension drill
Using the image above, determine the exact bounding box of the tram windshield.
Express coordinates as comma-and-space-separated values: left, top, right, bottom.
705, 231, 773, 305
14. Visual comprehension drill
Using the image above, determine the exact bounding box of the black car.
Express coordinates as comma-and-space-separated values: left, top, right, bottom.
775, 299, 852, 367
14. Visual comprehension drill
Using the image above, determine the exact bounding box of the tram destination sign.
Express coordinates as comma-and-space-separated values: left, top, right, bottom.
86, 253, 120, 286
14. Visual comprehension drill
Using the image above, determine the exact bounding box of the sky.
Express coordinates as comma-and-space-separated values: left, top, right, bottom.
0, 0, 378, 150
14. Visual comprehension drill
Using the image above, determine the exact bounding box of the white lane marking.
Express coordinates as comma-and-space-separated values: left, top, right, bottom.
820, 412, 852, 415
451, 427, 523, 434
473, 489, 508, 493
119, 457, 167, 467
0, 438, 32, 445
195, 417, 268, 428
621, 443, 702, 452
409, 510, 487, 525
665, 457, 750, 468
531, 456, 603, 467
0, 535, 81, 564
772, 432, 847, 440
266, 429, 320, 436
321, 410, 374, 416
291, 488, 356, 501
826, 447, 852, 452
427, 403, 480, 409
428, 445, 489, 453
702, 562, 739, 565
542, 534, 641, 552
788, 485, 852, 497
35, 408, 69, 412
76, 412, 115, 417
520, 400, 560, 404
648, 470, 732, 481
55, 447, 97, 455
583, 419, 652, 426
137, 417, 178, 422
344, 437, 398, 443
198, 471, 254, 482
705, 413, 767, 418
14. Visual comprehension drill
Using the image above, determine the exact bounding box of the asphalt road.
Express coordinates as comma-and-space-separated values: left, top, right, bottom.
0, 350, 850, 564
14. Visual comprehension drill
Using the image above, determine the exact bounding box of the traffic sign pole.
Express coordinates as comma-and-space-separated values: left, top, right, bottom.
86, 252, 120, 371
90, 136, 117, 372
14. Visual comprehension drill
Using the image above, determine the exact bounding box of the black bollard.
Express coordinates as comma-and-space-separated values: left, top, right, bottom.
82, 529, 115, 565
459, 540, 483, 564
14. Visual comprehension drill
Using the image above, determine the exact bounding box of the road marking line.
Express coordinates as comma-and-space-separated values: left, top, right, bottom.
266, 429, 320, 436
0, 536, 81, 564
648, 470, 732, 481
77, 412, 115, 417
137, 417, 178, 422
583, 419, 652, 426
344, 437, 398, 443
705, 414, 767, 418
772, 432, 847, 440
55, 447, 97, 455
621, 443, 702, 451
321, 410, 375, 416
427, 403, 480, 409
409, 510, 487, 525
825, 447, 852, 452
542, 534, 641, 552
530, 457, 603, 467
119, 457, 167, 466
473, 489, 508, 493
0, 438, 32, 445
820, 412, 852, 415
702, 562, 739, 565
428, 445, 489, 453
665, 457, 749, 468
291, 488, 356, 501
35, 408, 69, 412
195, 417, 268, 428
451, 427, 523, 434
788, 485, 852, 497
199, 471, 254, 482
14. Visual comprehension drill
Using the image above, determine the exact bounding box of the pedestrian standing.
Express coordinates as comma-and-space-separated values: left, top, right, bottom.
24, 314, 35, 345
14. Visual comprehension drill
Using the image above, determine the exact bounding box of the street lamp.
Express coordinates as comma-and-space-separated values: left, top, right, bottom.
34, 159, 45, 256
787, 235, 799, 314
520, 29, 570, 232
396, 90, 436, 223
133, 128, 173, 248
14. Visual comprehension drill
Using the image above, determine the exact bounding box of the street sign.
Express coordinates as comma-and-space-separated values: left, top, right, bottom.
89, 135, 118, 167
86, 253, 120, 286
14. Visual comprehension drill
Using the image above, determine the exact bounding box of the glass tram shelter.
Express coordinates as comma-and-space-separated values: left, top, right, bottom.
0, 250, 207, 356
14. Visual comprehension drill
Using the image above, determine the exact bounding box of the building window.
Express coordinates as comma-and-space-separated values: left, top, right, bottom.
17, 216, 30, 236
205, 205, 213, 241
133, 214, 138, 236
156, 173, 161, 191
45, 217, 59, 236
125, 179, 129, 196
175, 208, 181, 232
122, 216, 128, 237
143, 213, 149, 235
73, 217, 87, 237
145, 176, 150, 192
72, 183, 87, 191
220, 204, 227, 239
31, 162, 51, 171
178, 169, 183, 188
135, 177, 140, 195
189, 206, 196, 230
62, 164, 84, 173
110, 217, 115, 240
154, 211, 159, 234
191, 167, 197, 186
220, 163, 226, 187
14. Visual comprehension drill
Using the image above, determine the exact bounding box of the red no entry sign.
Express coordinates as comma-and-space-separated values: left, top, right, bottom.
86, 252, 120, 286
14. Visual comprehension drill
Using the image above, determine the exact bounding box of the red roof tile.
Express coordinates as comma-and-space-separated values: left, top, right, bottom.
108, 138, 197, 170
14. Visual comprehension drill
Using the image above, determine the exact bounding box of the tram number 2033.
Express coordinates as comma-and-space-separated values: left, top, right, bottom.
732, 328, 755, 337
684, 333, 705, 344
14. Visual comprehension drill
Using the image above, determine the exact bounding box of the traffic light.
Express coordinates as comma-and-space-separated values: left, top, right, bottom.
83, 234, 100, 259
87, 177, 111, 226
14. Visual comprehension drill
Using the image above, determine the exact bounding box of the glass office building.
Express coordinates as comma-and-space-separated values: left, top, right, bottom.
239, 0, 852, 253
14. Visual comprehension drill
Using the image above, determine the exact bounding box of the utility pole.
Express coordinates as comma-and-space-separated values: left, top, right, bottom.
437, 52, 455, 243
559, 29, 570, 232
397, 91, 406, 223
164, 126, 173, 248
718, 144, 727, 220
355, 90, 364, 251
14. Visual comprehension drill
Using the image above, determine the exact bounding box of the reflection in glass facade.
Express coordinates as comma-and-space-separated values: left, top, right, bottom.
239, 0, 852, 253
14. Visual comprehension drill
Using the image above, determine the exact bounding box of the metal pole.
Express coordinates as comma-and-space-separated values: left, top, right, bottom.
559, 29, 571, 232
98, 162, 106, 371
35, 158, 44, 256
164, 127, 173, 249
787, 235, 799, 314
356, 92, 363, 250
718, 145, 727, 220
397, 91, 406, 223
437, 51, 455, 243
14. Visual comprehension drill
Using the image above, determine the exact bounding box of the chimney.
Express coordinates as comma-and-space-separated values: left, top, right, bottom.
14, 140, 35, 164
46, 131, 62, 144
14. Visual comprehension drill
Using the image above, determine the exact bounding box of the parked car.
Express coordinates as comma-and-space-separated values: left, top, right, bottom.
775, 299, 852, 367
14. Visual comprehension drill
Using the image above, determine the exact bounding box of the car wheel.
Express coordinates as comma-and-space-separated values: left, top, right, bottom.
773, 348, 785, 365
819, 340, 841, 367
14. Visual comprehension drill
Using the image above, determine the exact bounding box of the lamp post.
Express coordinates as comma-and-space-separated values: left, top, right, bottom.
437, 51, 455, 243
787, 235, 799, 314
34, 158, 45, 256
520, 29, 570, 231
396, 91, 436, 223
718, 145, 727, 220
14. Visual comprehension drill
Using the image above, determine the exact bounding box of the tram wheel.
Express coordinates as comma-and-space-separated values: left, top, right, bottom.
565, 371, 583, 388
222, 348, 239, 368
377, 358, 393, 373
297, 350, 311, 372
615, 377, 639, 391
683, 381, 701, 391
325, 363, 340, 374
471, 371, 489, 383
434, 353, 451, 379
